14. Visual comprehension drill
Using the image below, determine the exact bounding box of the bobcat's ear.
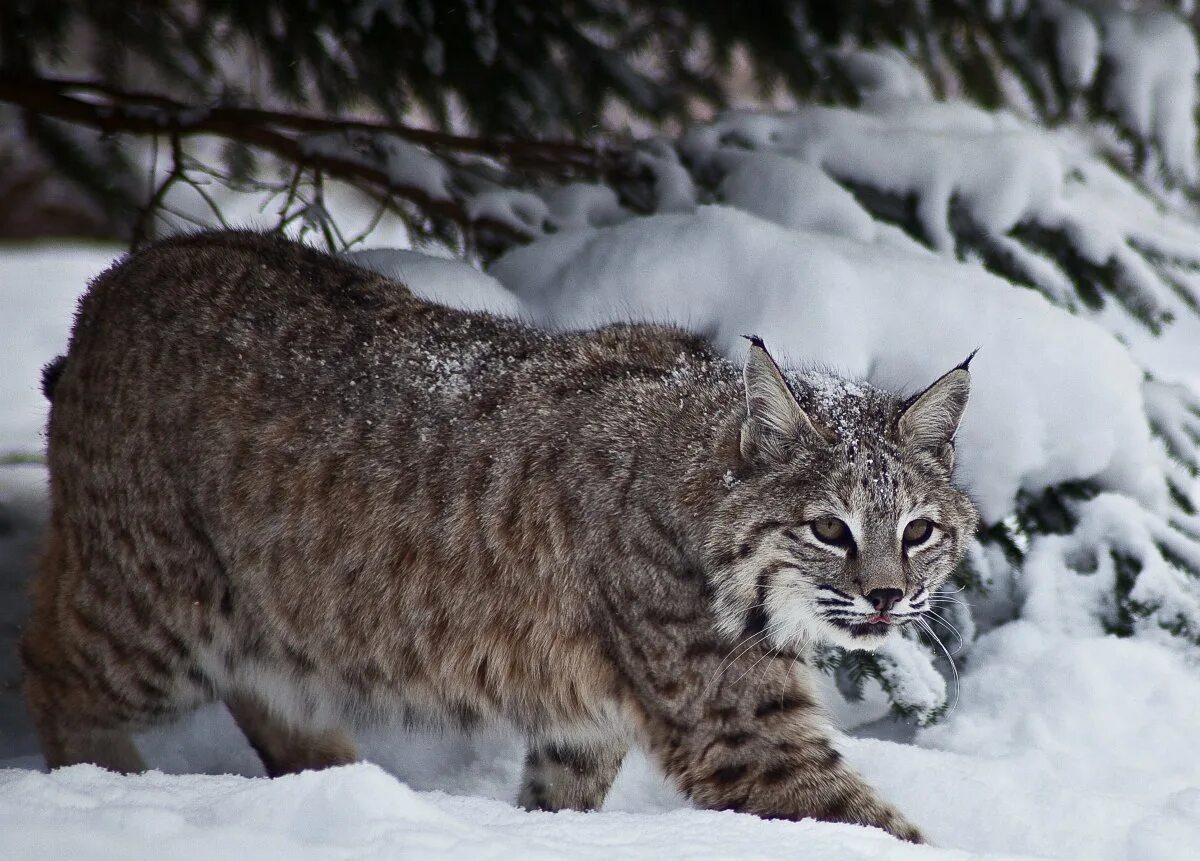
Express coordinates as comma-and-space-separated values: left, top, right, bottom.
741, 336, 833, 460
897, 350, 976, 467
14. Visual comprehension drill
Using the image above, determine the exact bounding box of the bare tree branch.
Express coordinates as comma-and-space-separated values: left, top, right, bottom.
40, 75, 610, 172
0, 72, 625, 248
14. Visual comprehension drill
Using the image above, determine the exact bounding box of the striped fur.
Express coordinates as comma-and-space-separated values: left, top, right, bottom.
22, 230, 977, 843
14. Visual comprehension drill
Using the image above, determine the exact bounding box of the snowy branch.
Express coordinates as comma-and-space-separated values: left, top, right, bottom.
0, 73, 624, 249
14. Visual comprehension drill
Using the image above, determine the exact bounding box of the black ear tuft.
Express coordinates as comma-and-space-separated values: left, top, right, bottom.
741, 338, 834, 460
955, 348, 981, 373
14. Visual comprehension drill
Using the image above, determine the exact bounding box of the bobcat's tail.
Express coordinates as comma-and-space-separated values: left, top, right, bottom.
41, 355, 67, 401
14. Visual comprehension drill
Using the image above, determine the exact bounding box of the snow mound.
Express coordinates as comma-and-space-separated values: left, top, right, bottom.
301, 132, 453, 202
343, 248, 526, 317
465, 189, 550, 236
491, 205, 1162, 524
714, 150, 879, 242
541, 183, 628, 231
893, 622, 1200, 859
0, 762, 948, 860
682, 101, 1063, 255
677, 64, 1200, 331
1098, 8, 1199, 183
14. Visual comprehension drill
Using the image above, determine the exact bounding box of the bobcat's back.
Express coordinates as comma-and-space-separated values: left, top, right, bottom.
25, 230, 718, 746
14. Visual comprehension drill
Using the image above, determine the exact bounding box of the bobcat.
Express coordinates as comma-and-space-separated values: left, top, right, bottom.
22, 230, 977, 843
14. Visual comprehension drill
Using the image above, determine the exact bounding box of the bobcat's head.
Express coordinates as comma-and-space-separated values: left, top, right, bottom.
707, 338, 978, 652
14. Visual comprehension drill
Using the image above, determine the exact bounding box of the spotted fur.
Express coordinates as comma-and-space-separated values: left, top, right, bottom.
23, 230, 977, 843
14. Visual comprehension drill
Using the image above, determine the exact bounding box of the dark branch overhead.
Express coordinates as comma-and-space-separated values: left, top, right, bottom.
0, 72, 631, 253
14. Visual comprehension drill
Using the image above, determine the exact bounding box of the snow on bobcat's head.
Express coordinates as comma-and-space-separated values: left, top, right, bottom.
706, 338, 979, 652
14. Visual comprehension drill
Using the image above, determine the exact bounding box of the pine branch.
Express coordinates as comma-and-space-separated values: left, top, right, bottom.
0, 72, 624, 246
130, 134, 186, 249
17, 75, 611, 174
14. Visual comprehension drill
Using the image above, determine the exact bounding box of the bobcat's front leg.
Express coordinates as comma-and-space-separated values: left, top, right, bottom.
640, 643, 924, 843
519, 738, 627, 812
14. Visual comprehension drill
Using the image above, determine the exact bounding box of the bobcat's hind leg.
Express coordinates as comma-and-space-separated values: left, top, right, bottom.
23, 668, 146, 773
518, 738, 627, 812
23, 510, 219, 774
21, 634, 148, 774
225, 692, 359, 777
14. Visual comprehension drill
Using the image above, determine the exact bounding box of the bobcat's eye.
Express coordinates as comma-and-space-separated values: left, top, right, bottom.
902, 518, 934, 546
811, 516, 852, 547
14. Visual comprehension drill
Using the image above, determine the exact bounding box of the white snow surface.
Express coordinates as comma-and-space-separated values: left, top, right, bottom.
714, 150, 881, 244
541, 183, 628, 231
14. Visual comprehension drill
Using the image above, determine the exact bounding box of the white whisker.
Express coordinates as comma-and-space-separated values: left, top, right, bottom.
928, 594, 967, 605
700, 625, 775, 701
921, 608, 964, 654
916, 618, 960, 719
732, 621, 787, 690
927, 597, 968, 612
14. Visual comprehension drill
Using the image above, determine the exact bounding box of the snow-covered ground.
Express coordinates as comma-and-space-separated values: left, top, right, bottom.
0, 229, 1198, 859
4, 620, 1200, 860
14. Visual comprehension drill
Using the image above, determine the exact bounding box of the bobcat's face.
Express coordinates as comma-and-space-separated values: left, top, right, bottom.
737, 437, 976, 651
708, 340, 979, 652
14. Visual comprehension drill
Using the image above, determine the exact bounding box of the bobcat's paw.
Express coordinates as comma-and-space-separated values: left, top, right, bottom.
842, 798, 925, 844
873, 808, 925, 844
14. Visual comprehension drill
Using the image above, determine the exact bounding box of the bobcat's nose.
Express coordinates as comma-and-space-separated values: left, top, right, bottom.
865, 588, 903, 613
